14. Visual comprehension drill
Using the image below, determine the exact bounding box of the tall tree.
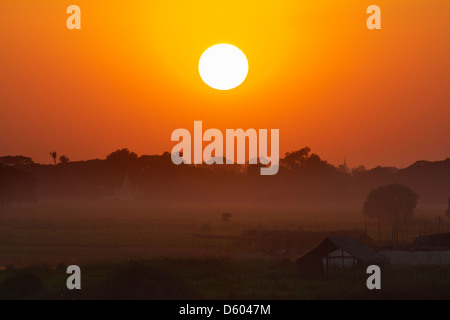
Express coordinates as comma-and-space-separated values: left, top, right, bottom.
363, 184, 418, 246
49, 151, 57, 165
106, 148, 137, 163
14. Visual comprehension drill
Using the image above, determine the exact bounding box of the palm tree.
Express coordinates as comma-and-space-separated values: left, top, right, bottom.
49, 151, 57, 165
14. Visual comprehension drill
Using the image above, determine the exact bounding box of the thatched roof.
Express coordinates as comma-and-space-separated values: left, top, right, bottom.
298, 237, 389, 265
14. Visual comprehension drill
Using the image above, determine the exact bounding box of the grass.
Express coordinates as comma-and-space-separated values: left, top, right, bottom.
0, 201, 369, 265
0, 202, 446, 260
0, 201, 448, 299
0, 259, 449, 300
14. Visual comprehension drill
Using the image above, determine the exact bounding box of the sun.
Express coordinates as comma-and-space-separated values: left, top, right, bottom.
199, 44, 248, 91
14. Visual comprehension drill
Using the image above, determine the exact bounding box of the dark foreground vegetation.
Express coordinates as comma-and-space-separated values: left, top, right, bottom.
1, 258, 449, 300
2, 147, 450, 205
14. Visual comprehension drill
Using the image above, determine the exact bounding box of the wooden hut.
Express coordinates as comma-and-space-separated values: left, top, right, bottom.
296, 237, 389, 280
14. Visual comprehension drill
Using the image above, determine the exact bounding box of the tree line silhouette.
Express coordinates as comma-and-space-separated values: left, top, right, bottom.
0, 147, 449, 211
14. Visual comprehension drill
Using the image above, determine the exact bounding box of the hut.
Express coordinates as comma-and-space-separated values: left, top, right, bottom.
296, 237, 389, 280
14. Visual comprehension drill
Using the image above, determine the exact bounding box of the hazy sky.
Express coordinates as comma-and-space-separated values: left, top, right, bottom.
1, 1, 449, 168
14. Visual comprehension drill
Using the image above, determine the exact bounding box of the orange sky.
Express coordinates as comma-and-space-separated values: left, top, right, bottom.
0, 1, 449, 168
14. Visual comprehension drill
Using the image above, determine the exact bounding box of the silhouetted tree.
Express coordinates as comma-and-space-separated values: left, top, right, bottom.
4, 147, 448, 207
280, 147, 335, 174
0, 156, 34, 167
59, 155, 70, 164
106, 149, 137, 163
49, 151, 57, 165
363, 184, 418, 245
351, 165, 366, 175
280, 147, 312, 169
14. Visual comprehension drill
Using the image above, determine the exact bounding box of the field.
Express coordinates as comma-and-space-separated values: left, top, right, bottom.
1, 259, 450, 300
0, 201, 448, 299
0, 201, 447, 265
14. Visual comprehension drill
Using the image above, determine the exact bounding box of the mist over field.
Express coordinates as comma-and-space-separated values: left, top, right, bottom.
1, 148, 449, 265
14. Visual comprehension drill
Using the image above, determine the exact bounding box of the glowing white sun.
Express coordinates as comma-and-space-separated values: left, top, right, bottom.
199, 44, 248, 90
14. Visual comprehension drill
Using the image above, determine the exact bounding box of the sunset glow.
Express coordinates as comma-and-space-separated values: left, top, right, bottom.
0, 1, 449, 168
